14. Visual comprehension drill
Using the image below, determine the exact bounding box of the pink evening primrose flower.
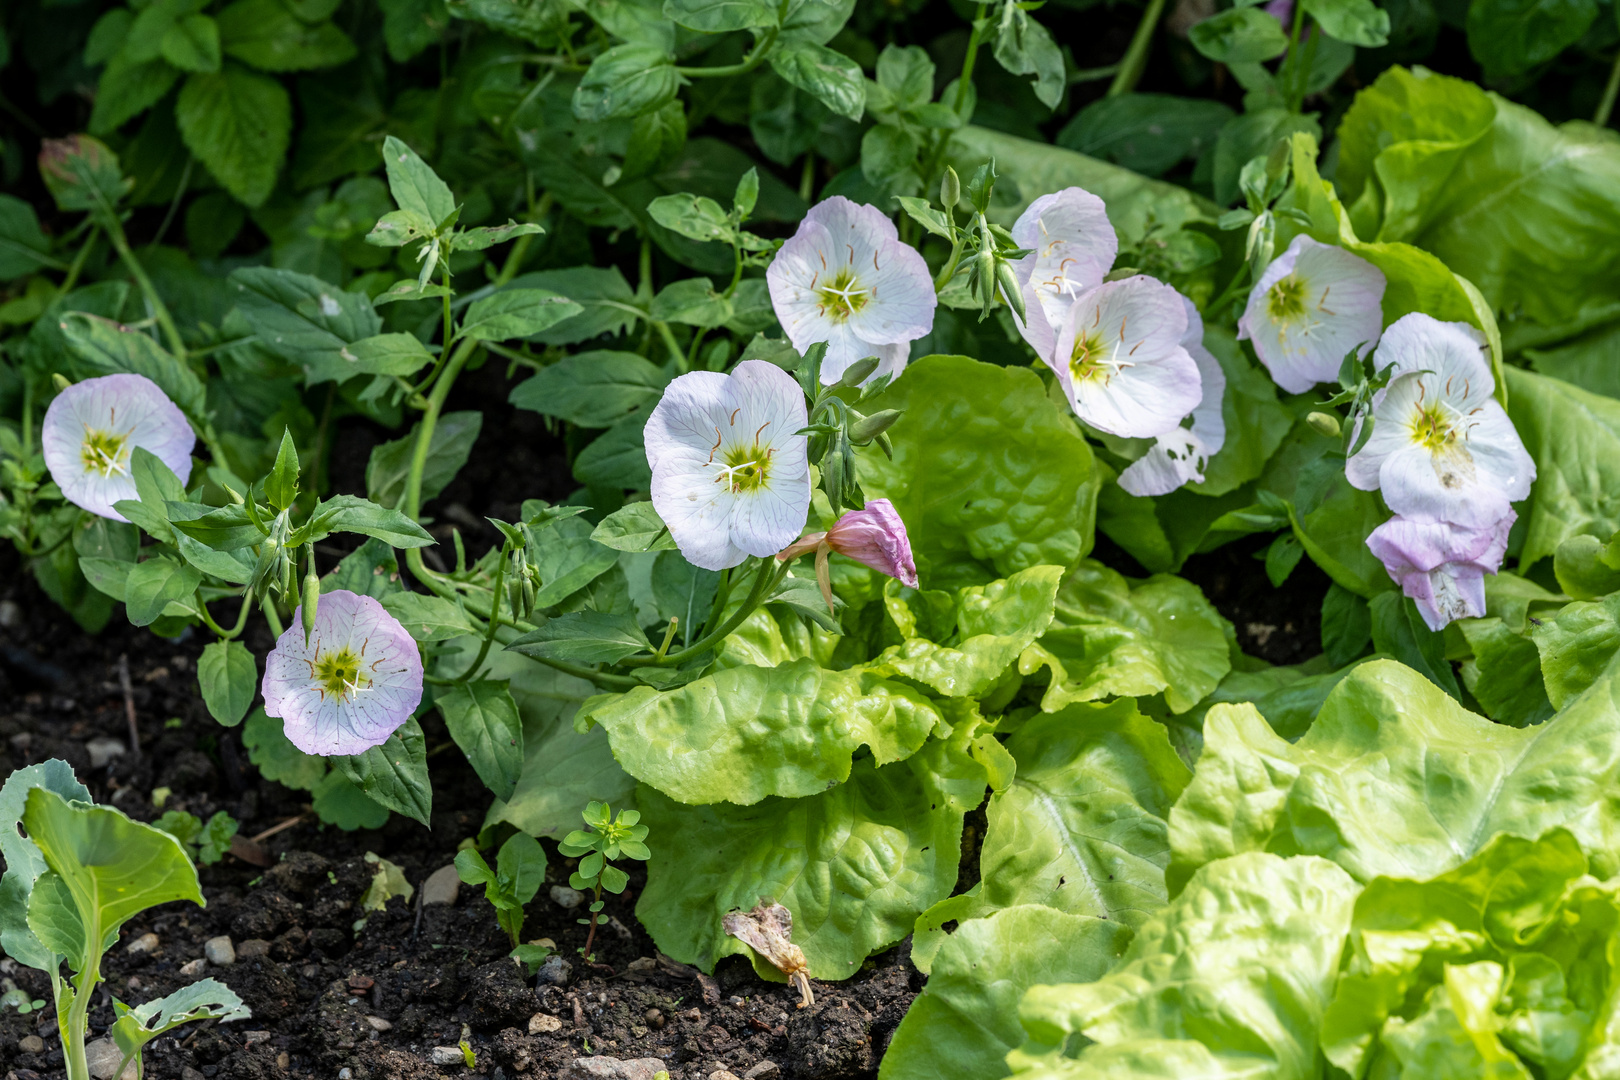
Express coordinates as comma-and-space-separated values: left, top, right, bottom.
1009, 186, 1119, 361
41, 373, 195, 521
1119, 295, 1229, 496
777, 498, 918, 609
644, 359, 811, 571
1238, 235, 1386, 394
1045, 275, 1202, 439
766, 196, 937, 386
1366, 512, 1514, 631
1346, 313, 1534, 530
262, 590, 423, 756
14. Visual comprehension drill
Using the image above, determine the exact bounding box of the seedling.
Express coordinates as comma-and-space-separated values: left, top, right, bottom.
153, 809, 240, 865
0, 761, 248, 1080
455, 832, 546, 950
558, 801, 650, 966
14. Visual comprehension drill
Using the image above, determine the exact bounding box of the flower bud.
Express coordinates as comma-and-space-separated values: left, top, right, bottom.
848, 409, 902, 443
994, 258, 1026, 322
1306, 411, 1342, 438
940, 167, 961, 210
776, 498, 919, 611
836, 355, 881, 389
301, 562, 320, 645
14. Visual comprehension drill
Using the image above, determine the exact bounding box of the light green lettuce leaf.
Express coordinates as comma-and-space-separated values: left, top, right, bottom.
857, 355, 1098, 587
1378, 962, 1534, 1079
635, 726, 988, 979
582, 657, 943, 805
912, 700, 1189, 972
1530, 592, 1620, 712
1019, 560, 1230, 714
880, 906, 1132, 1080
1168, 659, 1620, 893
1458, 617, 1555, 727
873, 566, 1063, 698
1009, 852, 1360, 1080
1505, 366, 1620, 571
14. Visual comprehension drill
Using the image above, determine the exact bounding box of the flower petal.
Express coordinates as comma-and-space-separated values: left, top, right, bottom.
1238, 235, 1385, 394
42, 373, 195, 521
1011, 187, 1117, 342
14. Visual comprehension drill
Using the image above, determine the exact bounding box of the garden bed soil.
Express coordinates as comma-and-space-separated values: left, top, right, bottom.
0, 365, 1327, 1080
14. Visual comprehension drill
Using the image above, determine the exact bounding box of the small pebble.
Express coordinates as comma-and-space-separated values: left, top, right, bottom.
743, 1064, 781, 1080
709, 1071, 743, 1080
421, 865, 460, 907
85, 737, 126, 769
275, 1052, 290, 1070
643, 1008, 664, 1030
430, 1046, 465, 1065
365, 1016, 392, 1032
179, 958, 207, 977
528, 1013, 563, 1034
338, 1070, 353, 1080
0, 599, 22, 627
204, 936, 236, 966
728, 996, 745, 1008
625, 957, 656, 974
18, 1035, 43, 1053
242, 1031, 272, 1045
125, 932, 159, 955
237, 938, 272, 959
535, 954, 572, 986
182, 1068, 206, 1080
85, 1037, 137, 1079
549, 885, 584, 909
126, 976, 142, 991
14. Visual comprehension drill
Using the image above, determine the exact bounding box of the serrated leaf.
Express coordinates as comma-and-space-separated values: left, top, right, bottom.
459, 288, 583, 342
175, 66, 291, 207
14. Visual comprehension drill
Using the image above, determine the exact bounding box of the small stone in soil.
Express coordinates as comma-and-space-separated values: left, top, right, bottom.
18, 1035, 43, 1053
124, 932, 159, 955
559, 1058, 670, 1080
643, 1008, 663, 1029
535, 955, 572, 986
527, 1013, 562, 1034
0, 599, 22, 627
709, 1071, 743, 1080
181, 1067, 205, 1080
204, 936, 236, 965
85, 737, 126, 769
429, 1046, 465, 1065
743, 1064, 780, 1080
338, 1070, 352, 1079
84, 1037, 137, 1080
365, 1016, 392, 1031
421, 865, 460, 907
550, 885, 584, 909
179, 958, 206, 977
237, 938, 271, 959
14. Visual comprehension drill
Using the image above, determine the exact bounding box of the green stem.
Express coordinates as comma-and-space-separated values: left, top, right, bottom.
454, 546, 507, 683
1107, 0, 1168, 96
634, 557, 789, 667
61, 931, 100, 1080
103, 215, 187, 360
261, 597, 286, 638
655, 321, 686, 369
1598, 50, 1620, 126
56, 229, 97, 296
933, 224, 965, 292
676, 27, 778, 76
1284, 2, 1307, 112
799, 150, 816, 203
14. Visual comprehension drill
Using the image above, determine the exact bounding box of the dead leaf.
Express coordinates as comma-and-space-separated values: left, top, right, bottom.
721, 902, 813, 1007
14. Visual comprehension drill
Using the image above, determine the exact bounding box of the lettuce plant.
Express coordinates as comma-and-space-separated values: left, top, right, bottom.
0, 761, 248, 1080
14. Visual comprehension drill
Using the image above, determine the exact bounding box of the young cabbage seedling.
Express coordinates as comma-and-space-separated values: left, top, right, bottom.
0, 760, 248, 1080
454, 832, 546, 951
154, 809, 240, 865
558, 801, 650, 966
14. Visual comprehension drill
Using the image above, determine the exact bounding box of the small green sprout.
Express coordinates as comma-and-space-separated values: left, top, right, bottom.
455, 832, 546, 950
558, 801, 650, 965
153, 810, 239, 865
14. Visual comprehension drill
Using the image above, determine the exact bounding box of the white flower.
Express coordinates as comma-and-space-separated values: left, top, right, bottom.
1238, 235, 1386, 394
644, 359, 811, 571
766, 196, 937, 386
1044, 275, 1203, 439
261, 589, 423, 757
1366, 512, 1514, 631
41, 373, 195, 522
1009, 186, 1118, 360
1346, 313, 1534, 529
1118, 296, 1229, 496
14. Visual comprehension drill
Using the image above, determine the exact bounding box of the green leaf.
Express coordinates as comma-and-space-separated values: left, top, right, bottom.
496, 832, 546, 905
857, 355, 1097, 587
1188, 6, 1291, 62
1012, 853, 1359, 1078
161, 13, 222, 72
242, 708, 326, 791
39, 135, 131, 213
500, 267, 639, 345
380, 592, 480, 642
124, 556, 202, 627
649, 277, 733, 327
1530, 591, 1620, 710
265, 428, 300, 511
646, 193, 734, 244
509, 352, 668, 431
591, 502, 677, 552
365, 410, 481, 509
310, 332, 436, 383
59, 313, 207, 417
198, 640, 257, 727
768, 41, 866, 122
1459, 617, 1554, 726
175, 66, 291, 207
445, 0, 566, 45
574, 44, 682, 122
451, 220, 546, 252
168, 503, 262, 552
1020, 560, 1230, 715
1321, 582, 1373, 668
881, 907, 1131, 1080
228, 265, 383, 378
112, 978, 250, 1064
636, 732, 985, 978
332, 717, 432, 826
1505, 367, 1620, 570
300, 493, 435, 548
1467, 0, 1595, 78
218, 0, 357, 71
459, 288, 583, 343
24, 787, 204, 970
506, 610, 652, 665
380, 134, 455, 228
663, 0, 778, 31
321, 538, 405, 600
1212, 107, 1321, 207
1056, 94, 1235, 179
1168, 658, 1620, 892
310, 770, 392, 829
0, 762, 90, 973
90, 55, 181, 136
1370, 591, 1461, 699
1301, 0, 1390, 44
573, 409, 654, 490
991, 2, 1064, 109
436, 680, 524, 802
582, 657, 945, 804
0, 195, 53, 281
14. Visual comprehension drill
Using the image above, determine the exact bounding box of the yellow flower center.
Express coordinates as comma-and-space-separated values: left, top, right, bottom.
817, 269, 869, 323
80, 429, 131, 477
314, 647, 367, 700
1267, 275, 1308, 321
1411, 402, 1458, 451
715, 444, 771, 494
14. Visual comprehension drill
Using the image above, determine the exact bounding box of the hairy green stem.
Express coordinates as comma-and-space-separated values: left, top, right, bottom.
103, 216, 187, 360
1108, 0, 1167, 96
